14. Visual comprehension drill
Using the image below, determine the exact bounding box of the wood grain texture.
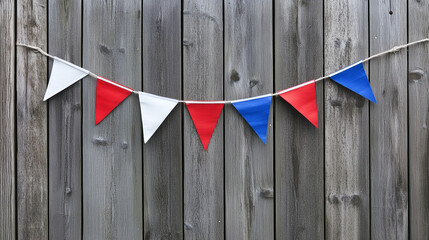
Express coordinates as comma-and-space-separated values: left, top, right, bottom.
408, 0, 429, 239
82, 1, 143, 239
224, 0, 274, 239
183, 0, 224, 239
8, 2, 429, 239
16, 0, 48, 239
0, 0, 15, 239
324, 0, 370, 239
370, 0, 408, 239
48, 0, 83, 239
274, 0, 324, 239
142, 0, 183, 239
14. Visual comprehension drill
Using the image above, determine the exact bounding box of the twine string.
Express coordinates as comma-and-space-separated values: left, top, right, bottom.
16, 38, 429, 103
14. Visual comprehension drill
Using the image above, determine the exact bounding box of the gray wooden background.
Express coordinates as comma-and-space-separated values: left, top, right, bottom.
1, 0, 428, 239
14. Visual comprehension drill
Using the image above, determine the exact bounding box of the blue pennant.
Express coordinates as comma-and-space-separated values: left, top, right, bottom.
329, 61, 377, 103
232, 95, 272, 144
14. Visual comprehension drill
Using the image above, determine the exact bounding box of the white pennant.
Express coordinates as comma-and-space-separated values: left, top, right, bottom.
43, 57, 89, 101
138, 92, 178, 143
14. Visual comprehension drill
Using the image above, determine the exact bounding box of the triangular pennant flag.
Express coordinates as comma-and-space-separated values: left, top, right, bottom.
278, 80, 318, 128
138, 92, 178, 143
186, 102, 224, 151
329, 61, 377, 103
43, 57, 89, 101
232, 95, 272, 144
95, 77, 133, 125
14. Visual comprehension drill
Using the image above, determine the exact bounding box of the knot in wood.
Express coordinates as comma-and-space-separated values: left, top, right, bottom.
230, 69, 240, 82
249, 79, 259, 88
328, 193, 340, 204
92, 137, 107, 146
330, 99, 343, 107
72, 103, 81, 111
183, 40, 193, 47
409, 69, 425, 81
99, 44, 112, 55
349, 194, 361, 206
260, 188, 274, 198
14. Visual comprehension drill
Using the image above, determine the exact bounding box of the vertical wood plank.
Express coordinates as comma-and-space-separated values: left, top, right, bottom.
16, 0, 48, 239
183, 0, 224, 238
324, 0, 370, 239
48, 0, 83, 239
224, 0, 274, 239
409, 0, 429, 239
370, 1, 408, 239
142, 0, 183, 239
0, 0, 15, 239
274, 0, 324, 239
82, 1, 143, 239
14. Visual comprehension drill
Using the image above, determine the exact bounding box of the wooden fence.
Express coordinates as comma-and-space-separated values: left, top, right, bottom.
1, 0, 428, 239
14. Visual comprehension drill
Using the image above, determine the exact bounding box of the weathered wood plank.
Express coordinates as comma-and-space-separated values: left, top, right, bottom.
369, 1, 408, 239
274, 0, 324, 239
82, 1, 143, 239
324, 0, 370, 239
0, 0, 15, 239
48, 0, 83, 239
142, 0, 183, 239
409, 0, 429, 239
183, 0, 224, 238
224, 1, 274, 239
16, 0, 48, 239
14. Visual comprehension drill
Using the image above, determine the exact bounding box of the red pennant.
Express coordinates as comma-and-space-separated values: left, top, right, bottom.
279, 80, 318, 128
95, 77, 133, 125
186, 102, 224, 150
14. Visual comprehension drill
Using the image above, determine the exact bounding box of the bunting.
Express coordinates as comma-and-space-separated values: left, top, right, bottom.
138, 92, 178, 143
95, 77, 133, 125
278, 80, 318, 128
34, 45, 405, 146
43, 57, 89, 101
329, 61, 377, 103
186, 102, 224, 150
232, 95, 272, 144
